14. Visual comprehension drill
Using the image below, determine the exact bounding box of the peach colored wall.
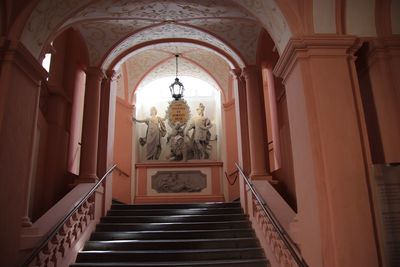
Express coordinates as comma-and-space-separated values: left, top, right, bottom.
32, 28, 90, 221
257, 29, 296, 210
223, 100, 240, 201
355, 40, 400, 164
274, 90, 296, 210
0, 42, 46, 267
31, 111, 49, 221
112, 99, 133, 203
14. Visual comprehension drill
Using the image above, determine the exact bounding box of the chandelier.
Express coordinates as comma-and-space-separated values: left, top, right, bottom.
169, 54, 185, 100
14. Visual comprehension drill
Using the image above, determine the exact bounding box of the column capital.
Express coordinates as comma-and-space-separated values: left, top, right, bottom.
230, 68, 242, 79
242, 65, 261, 78
274, 35, 362, 81
85, 66, 105, 82
105, 69, 119, 82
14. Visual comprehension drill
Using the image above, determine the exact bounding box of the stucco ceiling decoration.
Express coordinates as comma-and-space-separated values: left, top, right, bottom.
64, 0, 254, 23
76, 19, 158, 64
21, 0, 293, 60
232, 0, 290, 54
124, 49, 172, 94
102, 23, 246, 69
137, 56, 220, 93
120, 43, 230, 102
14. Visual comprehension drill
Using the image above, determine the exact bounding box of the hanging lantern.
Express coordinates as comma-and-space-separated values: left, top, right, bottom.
169, 54, 185, 100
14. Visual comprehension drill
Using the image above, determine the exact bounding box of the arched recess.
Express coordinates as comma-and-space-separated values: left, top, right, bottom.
131, 55, 227, 105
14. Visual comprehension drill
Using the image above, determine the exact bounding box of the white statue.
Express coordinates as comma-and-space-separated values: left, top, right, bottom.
166, 122, 187, 161
185, 103, 213, 159
133, 107, 166, 160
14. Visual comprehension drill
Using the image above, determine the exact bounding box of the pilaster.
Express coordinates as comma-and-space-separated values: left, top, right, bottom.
274, 35, 379, 267
0, 39, 47, 267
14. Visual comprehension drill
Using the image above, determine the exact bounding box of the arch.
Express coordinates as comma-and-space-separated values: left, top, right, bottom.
131, 55, 227, 105
100, 23, 246, 70
106, 39, 241, 72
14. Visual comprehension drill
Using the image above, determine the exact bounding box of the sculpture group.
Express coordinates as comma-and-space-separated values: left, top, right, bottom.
133, 103, 214, 161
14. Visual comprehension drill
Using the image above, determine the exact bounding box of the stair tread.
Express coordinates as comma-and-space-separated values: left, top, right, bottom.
111, 203, 240, 209
80, 247, 263, 253
71, 258, 268, 266
103, 214, 245, 218
98, 220, 248, 225
86, 237, 257, 243
73, 202, 267, 267
92, 229, 253, 234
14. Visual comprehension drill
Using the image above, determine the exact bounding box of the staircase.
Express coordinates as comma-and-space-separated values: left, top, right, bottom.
71, 202, 268, 267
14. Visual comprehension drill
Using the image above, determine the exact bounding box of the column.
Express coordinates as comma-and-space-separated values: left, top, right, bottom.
274, 35, 379, 267
242, 66, 270, 179
97, 70, 117, 176
98, 70, 117, 212
231, 69, 251, 174
78, 67, 104, 182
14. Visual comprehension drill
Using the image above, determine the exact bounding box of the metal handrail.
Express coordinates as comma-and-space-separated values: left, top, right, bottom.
235, 163, 308, 267
20, 164, 117, 267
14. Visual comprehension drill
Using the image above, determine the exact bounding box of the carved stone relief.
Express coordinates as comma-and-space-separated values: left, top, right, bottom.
152, 170, 207, 193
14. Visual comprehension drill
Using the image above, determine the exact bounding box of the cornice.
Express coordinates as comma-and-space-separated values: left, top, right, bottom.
135, 161, 223, 168
1, 39, 48, 84
273, 35, 361, 82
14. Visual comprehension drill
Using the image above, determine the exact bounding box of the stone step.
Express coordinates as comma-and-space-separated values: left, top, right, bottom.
100, 214, 247, 223
111, 202, 240, 210
83, 238, 259, 250
90, 229, 255, 241
95, 221, 251, 232
107, 207, 243, 216
76, 248, 265, 262
71, 258, 268, 267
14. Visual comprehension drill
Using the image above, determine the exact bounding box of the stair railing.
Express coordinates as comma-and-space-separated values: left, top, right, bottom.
20, 164, 117, 267
235, 163, 308, 267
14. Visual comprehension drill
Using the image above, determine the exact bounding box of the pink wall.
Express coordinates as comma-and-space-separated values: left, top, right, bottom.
274, 36, 380, 267
31, 28, 90, 221
257, 29, 296, 210
112, 99, 133, 203
223, 99, 240, 201
0, 42, 46, 267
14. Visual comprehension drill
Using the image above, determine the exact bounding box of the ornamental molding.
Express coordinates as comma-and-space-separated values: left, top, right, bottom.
273, 36, 360, 82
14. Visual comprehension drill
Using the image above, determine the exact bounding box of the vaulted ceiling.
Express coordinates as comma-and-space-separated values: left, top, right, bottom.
21, 0, 284, 104
116, 43, 231, 103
